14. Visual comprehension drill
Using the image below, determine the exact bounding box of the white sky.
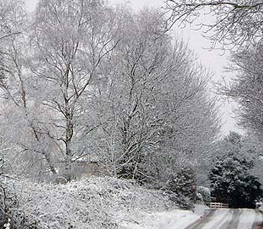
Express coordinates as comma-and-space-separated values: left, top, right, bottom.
24, 0, 242, 136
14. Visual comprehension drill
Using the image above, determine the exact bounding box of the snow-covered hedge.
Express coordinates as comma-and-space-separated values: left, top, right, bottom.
2, 176, 175, 228
197, 186, 211, 206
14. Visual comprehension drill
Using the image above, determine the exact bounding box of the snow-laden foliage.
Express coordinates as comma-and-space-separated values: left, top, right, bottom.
0, 176, 38, 229
209, 153, 262, 208
197, 186, 211, 206
165, 167, 196, 209
207, 132, 263, 208
1, 176, 175, 229
197, 131, 261, 186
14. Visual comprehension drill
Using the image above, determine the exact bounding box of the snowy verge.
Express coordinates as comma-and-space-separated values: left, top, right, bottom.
119, 204, 208, 229
2, 176, 177, 229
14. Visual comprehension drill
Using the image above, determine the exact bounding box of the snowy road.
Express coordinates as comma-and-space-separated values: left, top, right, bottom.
119, 207, 263, 229
185, 209, 263, 229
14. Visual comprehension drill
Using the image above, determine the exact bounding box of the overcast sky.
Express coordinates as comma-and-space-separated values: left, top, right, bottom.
25, 0, 242, 136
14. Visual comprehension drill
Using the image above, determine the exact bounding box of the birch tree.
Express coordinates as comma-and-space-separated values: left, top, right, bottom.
28, 0, 120, 181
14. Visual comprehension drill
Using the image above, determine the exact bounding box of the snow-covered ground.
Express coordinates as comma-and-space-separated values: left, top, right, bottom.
196, 209, 229, 229
119, 205, 208, 229
120, 207, 262, 229
2, 176, 178, 228
238, 209, 257, 229
200, 209, 261, 229
3, 176, 262, 229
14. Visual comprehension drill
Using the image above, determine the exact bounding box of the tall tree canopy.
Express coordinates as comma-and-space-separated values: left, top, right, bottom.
164, 0, 263, 49
89, 8, 219, 182
222, 44, 263, 138
0, 0, 219, 182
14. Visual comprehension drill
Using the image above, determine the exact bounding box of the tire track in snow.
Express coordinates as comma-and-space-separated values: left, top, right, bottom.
185, 209, 262, 229
218, 209, 242, 229
184, 209, 217, 229
204, 209, 232, 229
238, 209, 254, 229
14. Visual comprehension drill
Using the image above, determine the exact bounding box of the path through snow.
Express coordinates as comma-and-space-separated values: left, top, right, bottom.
119, 207, 263, 229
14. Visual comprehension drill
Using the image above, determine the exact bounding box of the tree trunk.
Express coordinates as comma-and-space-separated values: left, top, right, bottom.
44, 153, 57, 175
65, 112, 74, 181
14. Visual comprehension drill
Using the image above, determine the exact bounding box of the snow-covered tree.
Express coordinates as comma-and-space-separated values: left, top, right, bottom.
164, 0, 263, 49
0, 0, 54, 178
209, 149, 262, 208
198, 132, 258, 185
197, 186, 211, 206
87, 7, 219, 182
167, 167, 196, 206
222, 44, 263, 139
24, 0, 121, 181
0, 1, 219, 184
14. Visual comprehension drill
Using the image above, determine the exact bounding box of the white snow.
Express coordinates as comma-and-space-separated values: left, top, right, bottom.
1, 176, 176, 229
119, 204, 208, 229
119, 210, 199, 229
119, 208, 263, 229
3, 176, 260, 229
198, 209, 229, 229
238, 209, 258, 229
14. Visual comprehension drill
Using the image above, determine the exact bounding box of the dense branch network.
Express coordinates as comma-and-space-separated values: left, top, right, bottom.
164, 0, 263, 49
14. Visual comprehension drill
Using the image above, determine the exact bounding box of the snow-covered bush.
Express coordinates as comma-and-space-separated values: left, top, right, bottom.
197, 186, 211, 206
0, 177, 38, 228
0, 182, 8, 228
165, 167, 196, 209
196, 193, 203, 203
1, 176, 175, 228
